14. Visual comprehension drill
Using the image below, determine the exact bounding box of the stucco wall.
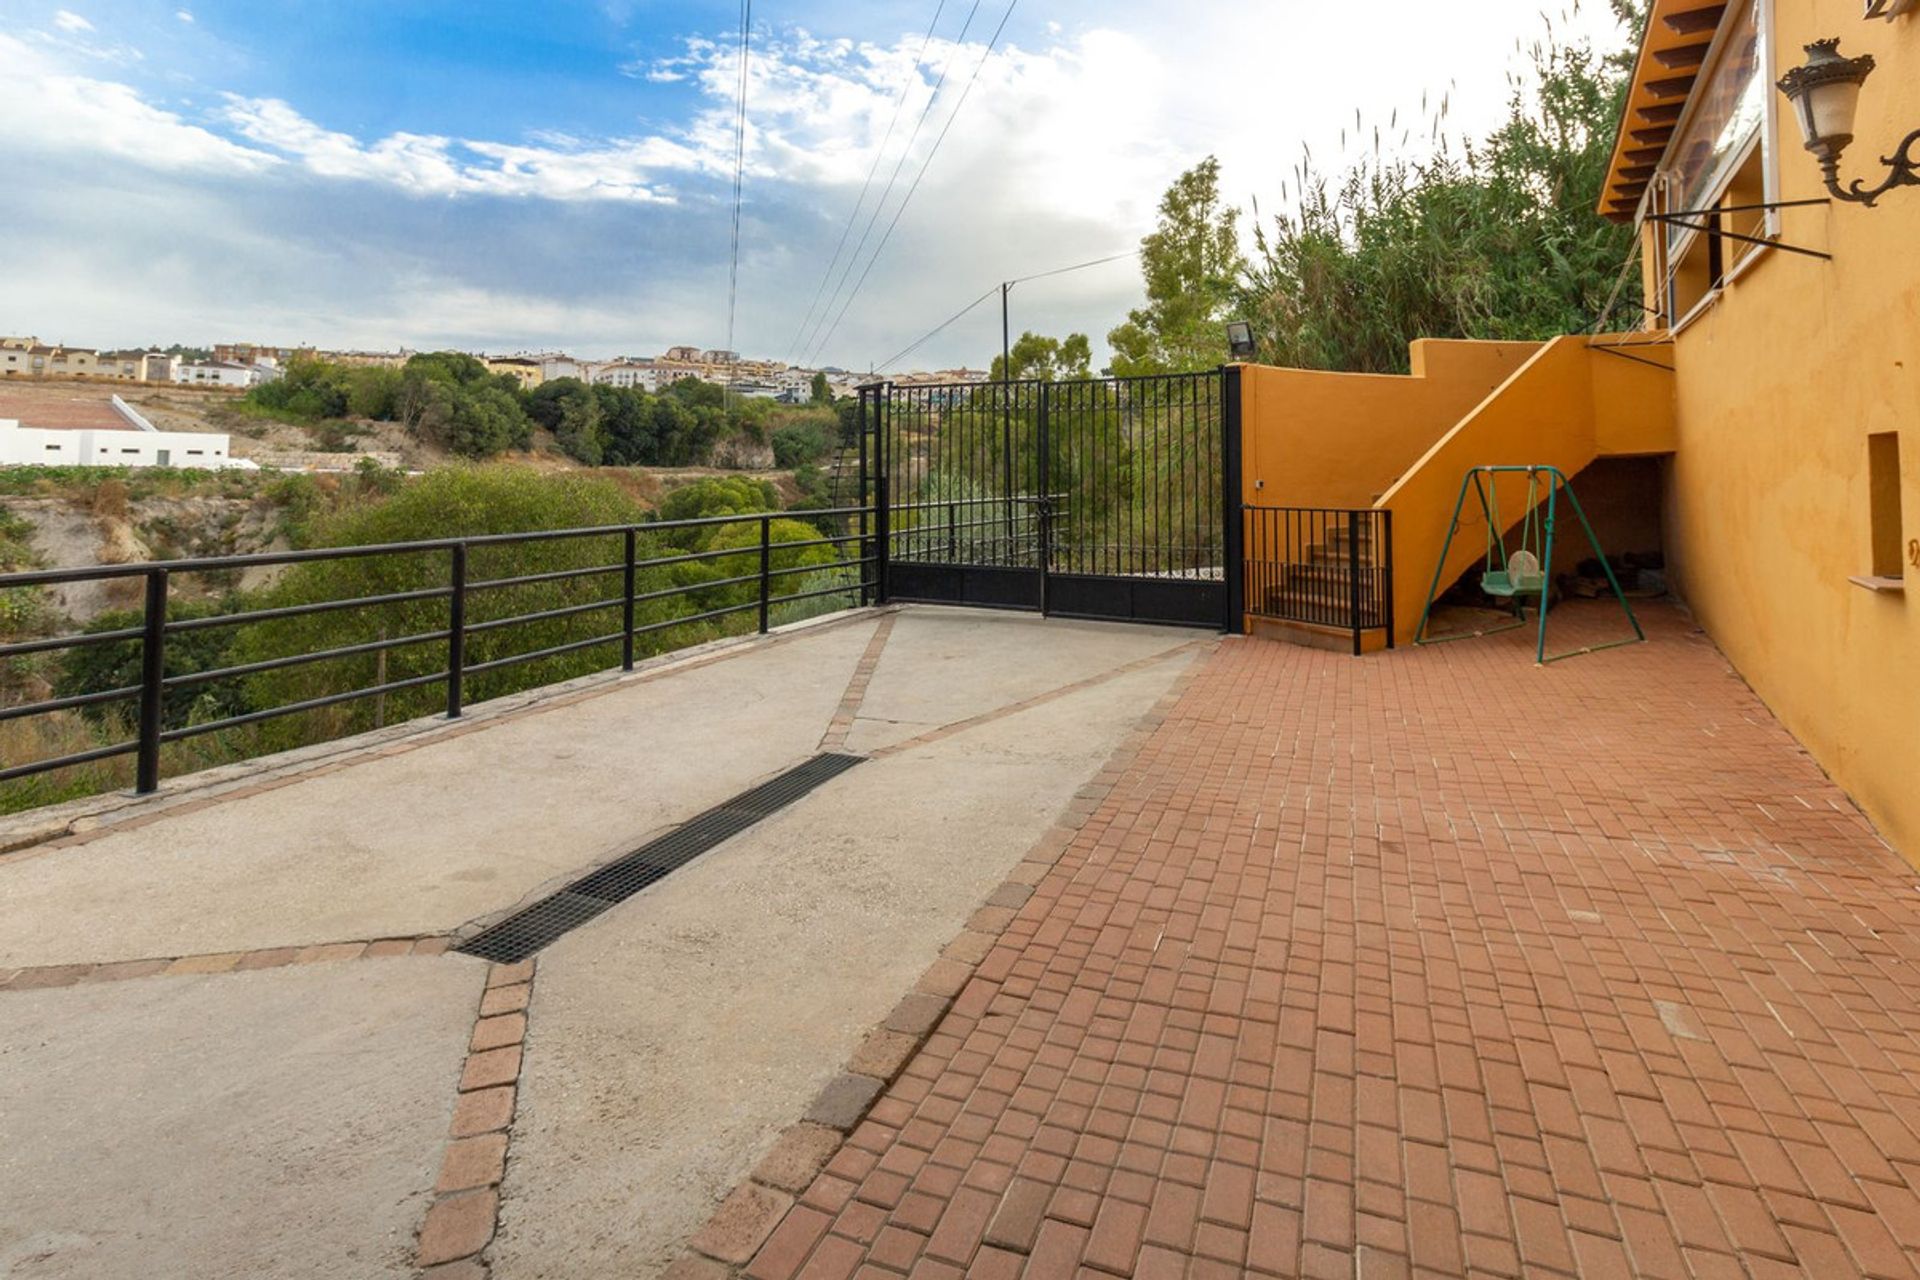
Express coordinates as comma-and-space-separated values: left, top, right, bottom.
1657, 0, 1920, 864
1239, 340, 1541, 509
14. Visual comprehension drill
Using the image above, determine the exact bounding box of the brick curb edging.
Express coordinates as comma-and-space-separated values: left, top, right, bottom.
414, 958, 538, 1278
0, 934, 451, 994
662, 640, 1219, 1279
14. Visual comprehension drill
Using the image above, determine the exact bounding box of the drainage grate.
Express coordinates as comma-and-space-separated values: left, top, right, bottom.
455, 753, 865, 964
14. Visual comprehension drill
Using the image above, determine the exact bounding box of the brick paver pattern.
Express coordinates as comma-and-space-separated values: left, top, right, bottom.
744, 605, 1920, 1280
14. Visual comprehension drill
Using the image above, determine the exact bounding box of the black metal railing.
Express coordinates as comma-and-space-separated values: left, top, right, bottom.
1244, 507, 1394, 656
0, 505, 878, 796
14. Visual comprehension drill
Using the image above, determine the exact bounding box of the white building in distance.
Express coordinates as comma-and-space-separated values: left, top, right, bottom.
0, 416, 252, 470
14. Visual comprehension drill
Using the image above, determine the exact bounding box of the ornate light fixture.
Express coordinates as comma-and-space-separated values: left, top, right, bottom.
1777, 38, 1920, 205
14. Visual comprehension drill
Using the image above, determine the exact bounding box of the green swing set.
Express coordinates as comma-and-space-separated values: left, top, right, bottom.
1413, 465, 1645, 665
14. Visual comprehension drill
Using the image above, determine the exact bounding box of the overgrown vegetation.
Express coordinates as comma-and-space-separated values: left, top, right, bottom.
1, 469, 863, 815
1095, 6, 1649, 377
1238, 4, 1649, 372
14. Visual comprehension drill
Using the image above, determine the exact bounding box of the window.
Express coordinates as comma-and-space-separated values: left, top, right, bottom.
44, 444, 61, 451
1869, 433, 1906, 580
1653, 0, 1780, 326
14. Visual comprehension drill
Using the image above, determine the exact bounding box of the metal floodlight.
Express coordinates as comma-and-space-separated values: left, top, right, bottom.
1225, 321, 1257, 360
1777, 38, 1920, 206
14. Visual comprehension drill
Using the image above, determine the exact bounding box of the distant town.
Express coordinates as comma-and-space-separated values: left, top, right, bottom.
0, 335, 986, 404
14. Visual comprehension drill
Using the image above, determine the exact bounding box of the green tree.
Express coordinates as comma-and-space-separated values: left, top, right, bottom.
656, 476, 781, 530
1238, 11, 1644, 373
232, 468, 662, 746
809, 371, 831, 405
53, 599, 248, 732
1107, 157, 1245, 376
989, 332, 1093, 382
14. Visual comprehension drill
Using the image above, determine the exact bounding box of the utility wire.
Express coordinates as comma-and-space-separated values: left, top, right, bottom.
872, 245, 1137, 374
874, 286, 999, 373
724, 0, 753, 399
784, 0, 949, 363
795, 0, 987, 365
806, 0, 1020, 367
1009, 248, 1140, 287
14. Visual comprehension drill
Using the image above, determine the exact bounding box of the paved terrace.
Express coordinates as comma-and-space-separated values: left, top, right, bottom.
4, 602, 1920, 1279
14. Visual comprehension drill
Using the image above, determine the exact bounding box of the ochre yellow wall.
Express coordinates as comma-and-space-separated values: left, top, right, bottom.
1239, 340, 1540, 509
1655, 0, 1920, 865
1371, 336, 1676, 647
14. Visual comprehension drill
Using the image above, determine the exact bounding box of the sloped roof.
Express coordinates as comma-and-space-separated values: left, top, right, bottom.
1598, 1, 1733, 222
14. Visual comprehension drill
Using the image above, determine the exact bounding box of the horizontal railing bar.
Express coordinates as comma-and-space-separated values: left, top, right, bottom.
463, 597, 622, 636
460, 630, 625, 678
162, 628, 451, 689
772, 581, 868, 609
167, 586, 456, 634
763, 561, 865, 584
0, 506, 883, 589
158, 670, 450, 743
628, 599, 761, 639
466, 561, 625, 593
0, 738, 139, 783
0, 625, 145, 659
0, 682, 142, 722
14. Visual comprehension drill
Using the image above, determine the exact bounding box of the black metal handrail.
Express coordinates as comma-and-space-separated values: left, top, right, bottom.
1243, 506, 1394, 656
0, 504, 879, 794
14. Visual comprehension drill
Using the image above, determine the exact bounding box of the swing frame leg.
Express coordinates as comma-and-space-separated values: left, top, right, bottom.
1415, 470, 1526, 645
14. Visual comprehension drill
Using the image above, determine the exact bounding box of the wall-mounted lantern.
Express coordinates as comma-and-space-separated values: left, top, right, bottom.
1225, 321, 1257, 361
1777, 39, 1920, 205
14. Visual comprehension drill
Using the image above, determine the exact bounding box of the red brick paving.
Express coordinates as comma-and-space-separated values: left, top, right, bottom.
744, 604, 1920, 1279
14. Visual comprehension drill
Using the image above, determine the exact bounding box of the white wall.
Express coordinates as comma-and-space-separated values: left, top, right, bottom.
172, 363, 256, 389
0, 420, 251, 469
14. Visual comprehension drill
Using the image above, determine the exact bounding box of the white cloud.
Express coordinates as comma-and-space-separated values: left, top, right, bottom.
0, 34, 276, 174
52, 10, 93, 33
218, 95, 689, 201
175, 10, 195, 23
0, 2, 1640, 368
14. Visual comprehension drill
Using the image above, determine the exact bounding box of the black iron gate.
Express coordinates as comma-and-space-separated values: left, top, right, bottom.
859, 369, 1243, 630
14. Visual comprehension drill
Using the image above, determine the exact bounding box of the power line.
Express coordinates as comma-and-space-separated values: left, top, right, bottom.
783, 0, 949, 363
874, 285, 998, 373
795, 0, 987, 365
805, 0, 1020, 368
872, 246, 1138, 374
723, 0, 753, 399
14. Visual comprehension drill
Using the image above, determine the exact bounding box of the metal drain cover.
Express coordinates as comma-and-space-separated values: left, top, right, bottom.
456, 753, 865, 964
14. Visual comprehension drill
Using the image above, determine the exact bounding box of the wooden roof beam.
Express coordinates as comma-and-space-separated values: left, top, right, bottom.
1653, 43, 1713, 70
1663, 4, 1727, 36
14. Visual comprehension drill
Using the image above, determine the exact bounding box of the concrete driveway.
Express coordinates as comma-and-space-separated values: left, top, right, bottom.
0, 607, 1203, 1279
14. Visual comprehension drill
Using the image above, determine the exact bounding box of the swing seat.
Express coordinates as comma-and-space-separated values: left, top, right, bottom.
1481, 551, 1545, 598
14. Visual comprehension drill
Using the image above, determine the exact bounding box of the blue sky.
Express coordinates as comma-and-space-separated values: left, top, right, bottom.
1, 1, 1633, 371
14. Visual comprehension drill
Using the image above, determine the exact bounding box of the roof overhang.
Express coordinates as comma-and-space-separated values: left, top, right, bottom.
1598, 1, 1736, 222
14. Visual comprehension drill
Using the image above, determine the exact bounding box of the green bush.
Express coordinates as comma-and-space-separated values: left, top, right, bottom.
52, 599, 248, 732
229, 467, 665, 747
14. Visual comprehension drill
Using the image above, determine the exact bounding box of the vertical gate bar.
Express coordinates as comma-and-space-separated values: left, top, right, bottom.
1382, 509, 1396, 650
622, 527, 637, 670
1349, 510, 1364, 656
758, 514, 772, 634
446, 543, 466, 718
875, 385, 891, 603
857, 387, 872, 604
1221, 367, 1245, 634
134, 568, 167, 794
1038, 381, 1051, 615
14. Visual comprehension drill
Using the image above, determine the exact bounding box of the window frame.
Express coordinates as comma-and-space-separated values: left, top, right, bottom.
1653, 0, 1782, 330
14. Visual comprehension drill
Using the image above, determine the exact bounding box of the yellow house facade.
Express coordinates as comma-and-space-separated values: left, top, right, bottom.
1605, 0, 1919, 864
1236, 0, 1918, 865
